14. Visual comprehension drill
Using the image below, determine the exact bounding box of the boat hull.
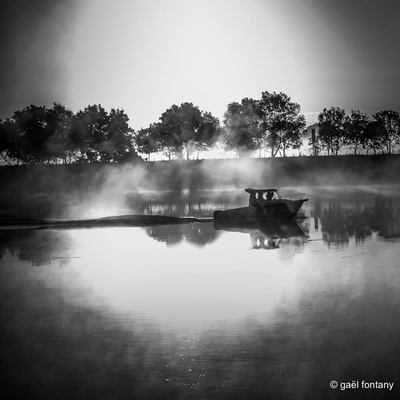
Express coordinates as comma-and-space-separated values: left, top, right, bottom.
213, 199, 307, 221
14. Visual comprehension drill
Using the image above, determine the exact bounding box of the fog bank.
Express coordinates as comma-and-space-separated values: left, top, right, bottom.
0, 155, 398, 219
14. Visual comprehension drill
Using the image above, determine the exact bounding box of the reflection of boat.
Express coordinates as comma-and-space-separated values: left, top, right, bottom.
214, 218, 307, 249
214, 218, 306, 237
213, 188, 308, 221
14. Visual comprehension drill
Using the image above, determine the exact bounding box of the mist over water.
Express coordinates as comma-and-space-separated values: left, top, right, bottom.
1, 155, 399, 220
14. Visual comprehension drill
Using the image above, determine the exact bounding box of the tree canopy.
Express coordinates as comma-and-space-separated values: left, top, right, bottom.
312, 107, 398, 156
222, 92, 305, 157
223, 98, 261, 157
258, 91, 305, 157
363, 121, 387, 155
0, 103, 138, 164
343, 110, 370, 155
137, 103, 221, 160
372, 109, 400, 154
316, 107, 347, 156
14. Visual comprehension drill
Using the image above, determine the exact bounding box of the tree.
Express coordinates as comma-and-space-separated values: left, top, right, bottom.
194, 111, 221, 159
258, 91, 305, 157
70, 107, 95, 162
344, 110, 369, 155
70, 105, 135, 163
135, 124, 161, 161
317, 107, 346, 155
0, 118, 21, 164
156, 103, 220, 160
363, 121, 387, 155
104, 108, 135, 162
277, 116, 306, 157
12, 105, 50, 164
372, 109, 400, 154
70, 105, 109, 162
45, 102, 74, 163
0, 103, 138, 165
223, 98, 261, 157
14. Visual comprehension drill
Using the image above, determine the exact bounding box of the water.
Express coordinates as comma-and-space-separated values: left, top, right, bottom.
1, 185, 400, 399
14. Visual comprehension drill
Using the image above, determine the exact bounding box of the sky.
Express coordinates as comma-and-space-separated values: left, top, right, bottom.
1, 0, 399, 130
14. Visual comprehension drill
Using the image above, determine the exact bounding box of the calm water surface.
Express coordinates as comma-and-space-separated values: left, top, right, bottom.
1, 186, 400, 399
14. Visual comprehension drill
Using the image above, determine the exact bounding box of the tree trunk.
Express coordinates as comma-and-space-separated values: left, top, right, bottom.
270, 143, 275, 157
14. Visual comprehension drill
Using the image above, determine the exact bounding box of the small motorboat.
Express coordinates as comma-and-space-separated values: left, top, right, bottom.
213, 188, 308, 221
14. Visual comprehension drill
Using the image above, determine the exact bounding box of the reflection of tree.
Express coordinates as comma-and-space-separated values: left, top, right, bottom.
365, 198, 400, 240
145, 222, 220, 247
125, 190, 246, 218
130, 201, 216, 218
0, 229, 70, 266
317, 194, 400, 246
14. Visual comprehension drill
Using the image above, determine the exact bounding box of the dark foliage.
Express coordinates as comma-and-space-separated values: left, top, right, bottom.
0, 103, 140, 165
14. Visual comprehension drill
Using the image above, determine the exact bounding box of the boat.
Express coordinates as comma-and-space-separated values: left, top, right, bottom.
213, 188, 308, 221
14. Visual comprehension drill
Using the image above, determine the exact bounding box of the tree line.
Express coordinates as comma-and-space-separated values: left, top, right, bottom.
0, 103, 138, 165
313, 107, 400, 156
135, 91, 306, 160
0, 92, 399, 165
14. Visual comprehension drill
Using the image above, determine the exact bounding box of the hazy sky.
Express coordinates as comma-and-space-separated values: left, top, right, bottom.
1, 0, 399, 129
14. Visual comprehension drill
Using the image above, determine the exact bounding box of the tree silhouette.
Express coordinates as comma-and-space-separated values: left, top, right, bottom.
363, 121, 387, 155
103, 108, 135, 162
223, 93, 305, 157
45, 102, 74, 163
372, 109, 400, 154
155, 103, 220, 160
11, 105, 51, 164
223, 98, 261, 157
317, 107, 347, 155
135, 124, 161, 161
70, 105, 136, 163
0, 118, 21, 164
343, 110, 369, 155
259, 92, 305, 157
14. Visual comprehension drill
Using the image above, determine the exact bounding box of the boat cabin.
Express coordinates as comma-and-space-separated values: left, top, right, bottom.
213, 187, 307, 221
245, 188, 278, 206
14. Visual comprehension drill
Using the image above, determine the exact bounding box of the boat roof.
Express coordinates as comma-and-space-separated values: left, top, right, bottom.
245, 188, 277, 193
